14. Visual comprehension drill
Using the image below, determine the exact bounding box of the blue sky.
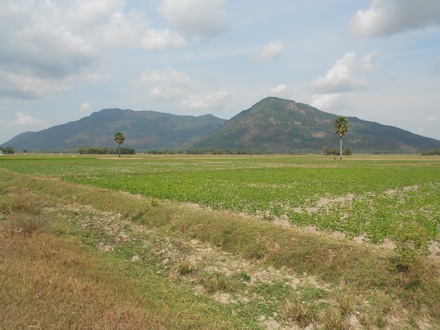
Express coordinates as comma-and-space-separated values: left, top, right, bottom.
1, 0, 440, 143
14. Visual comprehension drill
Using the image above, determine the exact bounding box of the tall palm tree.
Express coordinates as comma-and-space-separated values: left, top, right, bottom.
114, 132, 125, 157
333, 116, 349, 159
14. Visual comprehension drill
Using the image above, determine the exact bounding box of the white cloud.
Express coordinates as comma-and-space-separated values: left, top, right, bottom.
141, 29, 187, 50
0, 69, 71, 100
91, 10, 186, 51
360, 51, 378, 72
158, 0, 228, 41
310, 51, 378, 112
80, 103, 93, 113
134, 67, 196, 100
181, 89, 232, 110
270, 84, 287, 94
0, 0, 190, 101
310, 93, 355, 112
15, 112, 47, 126
312, 52, 369, 94
64, 0, 125, 30
255, 41, 284, 63
350, 0, 440, 37
0, 1, 99, 100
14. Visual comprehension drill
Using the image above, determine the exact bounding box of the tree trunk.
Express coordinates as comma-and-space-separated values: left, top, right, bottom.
339, 136, 343, 159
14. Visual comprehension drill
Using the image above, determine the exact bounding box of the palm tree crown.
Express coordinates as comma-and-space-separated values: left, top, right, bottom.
114, 132, 125, 145
333, 116, 349, 137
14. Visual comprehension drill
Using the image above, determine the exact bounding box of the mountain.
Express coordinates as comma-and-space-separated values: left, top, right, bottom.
189, 97, 440, 153
3, 97, 440, 153
2, 109, 226, 151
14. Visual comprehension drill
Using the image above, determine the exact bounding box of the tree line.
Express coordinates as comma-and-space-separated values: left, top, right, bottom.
79, 147, 135, 155
0, 146, 15, 154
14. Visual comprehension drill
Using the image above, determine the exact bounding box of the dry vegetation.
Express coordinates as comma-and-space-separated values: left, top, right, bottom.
0, 156, 439, 329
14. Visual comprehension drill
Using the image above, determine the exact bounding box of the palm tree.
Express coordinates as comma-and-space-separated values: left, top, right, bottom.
333, 116, 349, 159
114, 132, 125, 157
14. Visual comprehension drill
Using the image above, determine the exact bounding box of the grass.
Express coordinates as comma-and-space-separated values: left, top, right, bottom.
0, 154, 439, 329
0, 185, 259, 329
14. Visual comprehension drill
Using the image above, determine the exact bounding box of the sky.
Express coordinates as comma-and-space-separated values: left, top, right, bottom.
1, 0, 440, 144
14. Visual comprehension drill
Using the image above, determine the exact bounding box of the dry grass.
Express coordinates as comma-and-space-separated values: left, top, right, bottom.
0, 232, 163, 329
0, 184, 257, 329
1, 168, 439, 329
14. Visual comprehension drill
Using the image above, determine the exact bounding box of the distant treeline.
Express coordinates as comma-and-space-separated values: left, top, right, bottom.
0, 146, 15, 154
144, 148, 266, 155
421, 149, 440, 156
186, 148, 266, 155
320, 146, 353, 156
79, 147, 136, 155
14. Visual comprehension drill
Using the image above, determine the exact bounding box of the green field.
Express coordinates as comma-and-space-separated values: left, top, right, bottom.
1, 154, 438, 243
1, 153, 440, 329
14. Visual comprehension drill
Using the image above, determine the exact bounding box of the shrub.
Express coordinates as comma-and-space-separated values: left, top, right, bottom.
393, 222, 430, 272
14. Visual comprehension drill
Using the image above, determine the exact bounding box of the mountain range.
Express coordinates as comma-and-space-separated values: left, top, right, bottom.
2, 97, 440, 153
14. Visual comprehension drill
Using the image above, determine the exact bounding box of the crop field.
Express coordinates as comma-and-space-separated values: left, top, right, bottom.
1, 153, 440, 329
1, 154, 438, 243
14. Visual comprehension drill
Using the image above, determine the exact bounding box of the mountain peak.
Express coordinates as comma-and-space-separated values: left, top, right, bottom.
2, 98, 439, 153
2, 109, 226, 151
190, 98, 440, 153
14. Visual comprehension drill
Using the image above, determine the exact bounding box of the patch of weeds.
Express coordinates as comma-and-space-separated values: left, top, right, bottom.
131, 209, 145, 222
200, 272, 238, 294
375, 313, 388, 328
10, 188, 45, 215
251, 282, 292, 301
283, 295, 320, 329
392, 222, 429, 272
2, 212, 48, 237
234, 271, 251, 283
334, 290, 355, 316
297, 284, 328, 301
0, 196, 11, 216
177, 261, 193, 276
320, 306, 348, 330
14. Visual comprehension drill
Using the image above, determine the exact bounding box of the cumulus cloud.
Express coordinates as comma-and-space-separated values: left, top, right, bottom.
310, 93, 355, 112
350, 0, 440, 37
0, 0, 191, 101
312, 52, 372, 94
181, 89, 232, 110
0, 112, 48, 139
80, 103, 93, 113
15, 112, 47, 126
311, 51, 376, 111
158, 0, 228, 41
0, 1, 99, 100
134, 67, 196, 100
0, 69, 71, 101
254, 41, 284, 63
360, 51, 378, 72
141, 29, 187, 50
270, 84, 287, 94
64, 0, 125, 30
90, 10, 186, 51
